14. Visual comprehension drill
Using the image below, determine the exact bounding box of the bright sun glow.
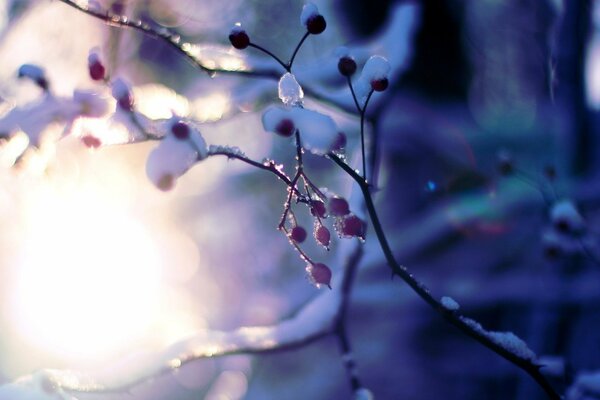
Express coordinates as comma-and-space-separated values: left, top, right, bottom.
10, 183, 162, 364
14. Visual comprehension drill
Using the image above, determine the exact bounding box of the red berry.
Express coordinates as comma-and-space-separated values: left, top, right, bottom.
340, 215, 366, 239
315, 225, 330, 247
157, 174, 175, 191
229, 30, 250, 50
290, 226, 307, 243
81, 135, 102, 148
371, 78, 388, 92
328, 197, 349, 216
310, 200, 327, 218
117, 94, 134, 112
337, 56, 356, 77
171, 121, 190, 140
331, 132, 346, 152
306, 262, 332, 288
275, 118, 295, 137
306, 15, 326, 34
89, 61, 105, 81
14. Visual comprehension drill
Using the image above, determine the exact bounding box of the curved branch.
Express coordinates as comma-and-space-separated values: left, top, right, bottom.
327, 153, 561, 400
56, 0, 280, 79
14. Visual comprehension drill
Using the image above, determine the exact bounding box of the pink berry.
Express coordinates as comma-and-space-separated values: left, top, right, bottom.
310, 200, 327, 218
171, 121, 190, 140
229, 30, 250, 50
275, 118, 295, 137
315, 225, 330, 247
371, 78, 388, 92
81, 135, 102, 148
306, 14, 326, 34
329, 197, 350, 216
157, 174, 175, 191
306, 262, 332, 289
290, 226, 307, 243
340, 215, 366, 239
89, 61, 105, 81
338, 56, 357, 77
117, 94, 134, 112
331, 132, 346, 152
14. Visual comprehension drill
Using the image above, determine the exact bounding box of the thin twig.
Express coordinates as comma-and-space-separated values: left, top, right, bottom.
327, 153, 560, 400
288, 31, 310, 70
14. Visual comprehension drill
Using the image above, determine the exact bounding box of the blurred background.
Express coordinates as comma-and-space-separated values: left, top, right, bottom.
0, 0, 599, 399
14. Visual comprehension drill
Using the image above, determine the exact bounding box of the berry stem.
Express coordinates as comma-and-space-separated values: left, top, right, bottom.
248, 43, 289, 72
327, 153, 560, 400
360, 89, 375, 182
288, 32, 310, 71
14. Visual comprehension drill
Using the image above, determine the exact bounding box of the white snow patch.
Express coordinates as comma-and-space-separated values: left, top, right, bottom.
550, 199, 585, 233
362, 55, 390, 82
300, 2, 319, 26
290, 107, 337, 155
441, 296, 460, 311
354, 387, 375, 400
18, 64, 45, 81
230, 22, 244, 34
111, 77, 132, 101
278, 72, 304, 106
567, 370, 600, 399
261, 105, 289, 133
460, 317, 536, 361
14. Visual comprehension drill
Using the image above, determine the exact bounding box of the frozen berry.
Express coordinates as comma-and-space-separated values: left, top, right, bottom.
275, 118, 295, 137
117, 94, 134, 111
89, 61, 105, 81
171, 121, 190, 140
331, 132, 346, 152
341, 215, 366, 239
315, 225, 330, 247
310, 200, 327, 218
338, 56, 357, 77
306, 14, 326, 34
306, 262, 332, 289
229, 25, 250, 50
371, 78, 388, 92
81, 135, 102, 148
290, 226, 307, 243
329, 197, 350, 216
157, 174, 175, 191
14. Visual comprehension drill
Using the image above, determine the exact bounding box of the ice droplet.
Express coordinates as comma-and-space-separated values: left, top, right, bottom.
278, 72, 304, 106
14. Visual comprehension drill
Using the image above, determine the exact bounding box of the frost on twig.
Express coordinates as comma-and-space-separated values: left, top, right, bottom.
0, 267, 348, 395
459, 316, 537, 361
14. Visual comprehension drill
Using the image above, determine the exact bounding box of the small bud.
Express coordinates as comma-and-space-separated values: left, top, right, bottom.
315, 225, 330, 248
275, 118, 295, 137
550, 200, 585, 235
497, 150, 513, 176
229, 24, 250, 50
331, 132, 346, 152
310, 200, 327, 218
88, 49, 106, 81
111, 78, 134, 112
306, 262, 332, 288
340, 214, 366, 239
306, 14, 326, 34
338, 56, 357, 77
301, 3, 326, 35
17, 64, 49, 90
171, 121, 190, 140
328, 197, 350, 216
290, 226, 307, 243
371, 77, 388, 92
81, 135, 102, 148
